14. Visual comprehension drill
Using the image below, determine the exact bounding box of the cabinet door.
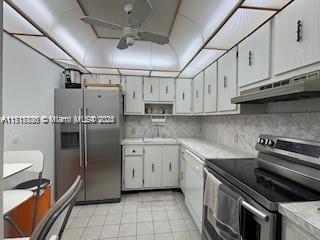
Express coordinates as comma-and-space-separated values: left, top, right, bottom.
238, 21, 271, 87
218, 47, 238, 112
193, 72, 204, 113
175, 78, 192, 113
144, 77, 160, 101
204, 62, 217, 113
162, 146, 179, 187
282, 218, 317, 240
274, 0, 320, 75
82, 74, 97, 84
97, 75, 121, 84
160, 78, 175, 101
144, 146, 162, 188
125, 76, 143, 113
124, 156, 143, 189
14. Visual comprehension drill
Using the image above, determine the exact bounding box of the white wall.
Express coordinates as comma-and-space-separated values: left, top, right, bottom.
2, 32, 63, 194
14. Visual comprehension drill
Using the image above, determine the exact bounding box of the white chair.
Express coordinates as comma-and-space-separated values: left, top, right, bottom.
4, 150, 47, 232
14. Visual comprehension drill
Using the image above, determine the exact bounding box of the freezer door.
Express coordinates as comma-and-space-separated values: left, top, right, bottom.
83, 89, 121, 201
54, 89, 85, 201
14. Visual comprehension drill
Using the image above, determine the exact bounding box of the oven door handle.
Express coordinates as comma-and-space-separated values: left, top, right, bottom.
241, 201, 269, 222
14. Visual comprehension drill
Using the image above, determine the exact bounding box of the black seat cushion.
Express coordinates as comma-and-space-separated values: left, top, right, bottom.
15, 178, 50, 191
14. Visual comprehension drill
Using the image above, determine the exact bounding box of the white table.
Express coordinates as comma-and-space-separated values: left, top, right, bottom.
3, 190, 34, 215
3, 163, 32, 179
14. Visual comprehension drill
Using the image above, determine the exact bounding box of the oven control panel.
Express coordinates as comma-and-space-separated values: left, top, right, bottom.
256, 134, 320, 161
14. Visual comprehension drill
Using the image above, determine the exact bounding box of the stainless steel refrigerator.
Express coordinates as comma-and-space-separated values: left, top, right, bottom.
54, 88, 123, 203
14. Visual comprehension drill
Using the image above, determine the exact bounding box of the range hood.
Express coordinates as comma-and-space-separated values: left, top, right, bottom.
232, 71, 320, 104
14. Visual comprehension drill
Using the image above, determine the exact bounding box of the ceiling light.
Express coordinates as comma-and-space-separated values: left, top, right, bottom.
15, 35, 71, 60
3, 2, 42, 35
242, 0, 291, 9
118, 69, 150, 76
150, 71, 180, 78
53, 59, 88, 73
206, 8, 275, 49
86, 68, 119, 75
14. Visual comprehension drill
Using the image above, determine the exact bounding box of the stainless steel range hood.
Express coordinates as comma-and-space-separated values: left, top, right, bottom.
232, 71, 320, 104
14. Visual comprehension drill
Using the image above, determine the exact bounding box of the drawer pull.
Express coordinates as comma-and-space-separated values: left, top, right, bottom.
152, 163, 154, 172
132, 169, 135, 178
133, 150, 136, 153
169, 163, 172, 171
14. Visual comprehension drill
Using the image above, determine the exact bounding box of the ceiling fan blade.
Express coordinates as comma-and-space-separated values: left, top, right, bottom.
80, 16, 122, 30
117, 37, 128, 50
129, 0, 152, 27
138, 32, 169, 45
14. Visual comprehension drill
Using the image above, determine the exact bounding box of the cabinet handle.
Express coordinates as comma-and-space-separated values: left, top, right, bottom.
166, 86, 168, 94
132, 169, 135, 178
150, 85, 153, 93
208, 84, 211, 94
169, 163, 172, 172
152, 163, 154, 172
182, 92, 185, 100
196, 90, 199, 98
248, 50, 253, 66
133, 91, 136, 99
223, 76, 227, 88
297, 20, 302, 42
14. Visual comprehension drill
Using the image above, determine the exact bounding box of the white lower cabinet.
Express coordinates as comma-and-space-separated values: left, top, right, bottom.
144, 146, 162, 188
124, 156, 143, 189
282, 217, 319, 240
162, 146, 179, 187
123, 145, 179, 190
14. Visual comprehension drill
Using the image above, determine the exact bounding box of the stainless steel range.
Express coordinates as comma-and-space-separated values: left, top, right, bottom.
203, 135, 320, 240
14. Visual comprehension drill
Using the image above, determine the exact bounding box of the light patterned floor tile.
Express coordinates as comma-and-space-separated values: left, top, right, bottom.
80, 226, 102, 240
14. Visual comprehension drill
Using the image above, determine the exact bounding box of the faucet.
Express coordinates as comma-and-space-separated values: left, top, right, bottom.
143, 124, 163, 139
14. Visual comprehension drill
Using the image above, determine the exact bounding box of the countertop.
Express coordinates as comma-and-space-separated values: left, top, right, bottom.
279, 201, 320, 239
122, 137, 255, 160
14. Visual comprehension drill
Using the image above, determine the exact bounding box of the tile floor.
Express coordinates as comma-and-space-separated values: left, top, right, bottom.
62, 190, 201, 240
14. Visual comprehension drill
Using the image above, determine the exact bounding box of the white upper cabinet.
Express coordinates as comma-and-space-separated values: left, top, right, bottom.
144, 77, 175, 102
97, 75, 121, 84
175, 78, 192, 114
159, 78, 175, 101
144, 77, 160, 102
238, 21, 271, 87
124, 76, 143, 114
273, 0, 320, 75
193, 72, 204, 113
218, 47, 238, 112
204, 62, 218, 113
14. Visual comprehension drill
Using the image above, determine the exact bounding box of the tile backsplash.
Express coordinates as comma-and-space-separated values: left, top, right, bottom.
201, 112, 320, 154
125, 112, 319, 155
125, 116, 202, 138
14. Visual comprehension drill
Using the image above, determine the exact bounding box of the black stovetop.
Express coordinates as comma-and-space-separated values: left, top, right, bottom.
205, 157, 320, 211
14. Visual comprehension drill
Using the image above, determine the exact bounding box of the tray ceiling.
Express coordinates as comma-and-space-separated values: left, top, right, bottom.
4, 0, 291, 77
78, 0, 180, 39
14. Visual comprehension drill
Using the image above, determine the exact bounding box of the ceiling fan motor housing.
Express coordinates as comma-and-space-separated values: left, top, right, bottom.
123, 26, 138, 46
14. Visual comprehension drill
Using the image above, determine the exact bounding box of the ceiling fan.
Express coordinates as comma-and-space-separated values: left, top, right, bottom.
80, 0, 169, 50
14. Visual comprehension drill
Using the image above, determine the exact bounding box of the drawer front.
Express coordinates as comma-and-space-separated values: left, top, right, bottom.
124, 146, 143, 155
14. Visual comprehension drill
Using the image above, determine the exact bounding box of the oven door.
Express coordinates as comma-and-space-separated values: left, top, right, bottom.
202, 167, 279, 240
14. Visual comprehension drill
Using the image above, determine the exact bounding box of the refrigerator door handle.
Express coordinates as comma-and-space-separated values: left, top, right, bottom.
84, 107, 88, 167
79, 107, 83, 167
